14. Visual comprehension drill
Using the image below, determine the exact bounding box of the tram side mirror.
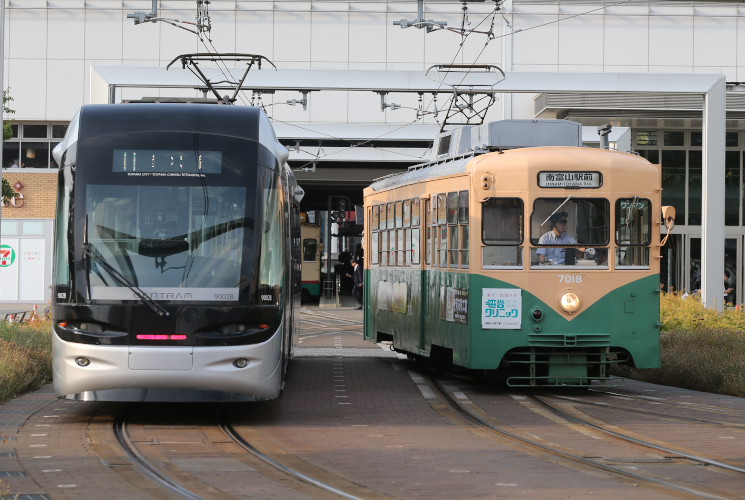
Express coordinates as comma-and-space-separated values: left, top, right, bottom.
660, 206, 676, 247
661, 206, 676, 229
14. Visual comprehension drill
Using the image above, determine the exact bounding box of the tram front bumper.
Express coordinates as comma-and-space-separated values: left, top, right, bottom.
52, 330, 283, 401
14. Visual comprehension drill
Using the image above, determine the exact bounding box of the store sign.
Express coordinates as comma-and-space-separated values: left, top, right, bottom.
0, 245, 17, 267
1, 181, 26, 208
538, 171, 602, 188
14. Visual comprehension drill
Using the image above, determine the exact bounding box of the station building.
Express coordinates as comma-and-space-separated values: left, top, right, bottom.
0, 0, 743, 305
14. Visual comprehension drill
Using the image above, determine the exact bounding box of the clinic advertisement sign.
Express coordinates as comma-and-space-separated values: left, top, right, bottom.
482, 288, 522, 329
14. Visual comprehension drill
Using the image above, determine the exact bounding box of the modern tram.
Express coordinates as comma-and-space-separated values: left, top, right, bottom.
51, 103, 303, 401
363, 119, 674, 386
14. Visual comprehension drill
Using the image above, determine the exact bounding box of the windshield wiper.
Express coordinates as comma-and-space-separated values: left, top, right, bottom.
82, 243, 170, 318
541, 196, 573, 227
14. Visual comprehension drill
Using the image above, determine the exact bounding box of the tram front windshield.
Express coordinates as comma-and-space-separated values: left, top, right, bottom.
531, 198, 609, 267
86, 184, 246, 294
70, 134, 282, 305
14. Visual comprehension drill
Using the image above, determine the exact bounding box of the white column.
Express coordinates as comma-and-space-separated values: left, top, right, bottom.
701, 76, 727, 311
0, 0, 5, 228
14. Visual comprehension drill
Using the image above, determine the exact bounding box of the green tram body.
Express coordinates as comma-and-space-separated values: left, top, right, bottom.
362, 143, 664, 387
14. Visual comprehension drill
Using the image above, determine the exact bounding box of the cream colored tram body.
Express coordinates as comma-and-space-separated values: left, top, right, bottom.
363, 120, 662, 386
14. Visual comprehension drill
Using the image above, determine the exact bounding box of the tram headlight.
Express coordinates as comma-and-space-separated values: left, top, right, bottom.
559, 291, 581, 314
233, 358, 249, 368
75, 357, 91, 367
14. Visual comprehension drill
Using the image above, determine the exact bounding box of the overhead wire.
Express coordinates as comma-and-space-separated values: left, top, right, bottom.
147, 0, 638, 169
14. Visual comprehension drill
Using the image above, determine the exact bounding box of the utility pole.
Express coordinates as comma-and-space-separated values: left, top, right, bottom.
1, 0, 5, 230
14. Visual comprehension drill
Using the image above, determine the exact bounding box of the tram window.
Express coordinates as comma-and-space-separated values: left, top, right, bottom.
403, 229, 411, 265
412, 198, 421, 226
426, 226, 432, 265
482, 198, 523, 268
530, 198, 609, 268
395, 200, 403, 228
86, 184, 247, 287
531, 198, 609, 247
387, 202, 395, 229
482, 198, 522, 245
616, 247, 650, 268
302, 239, 318, 262
448, 226, 459, 266
461, 225, 469, 266
447, 192, 458, 224
54, 178, 72, 287
425, 199, 431, 265
458, 191, 469, 223
403, 200, 411, 227
389, 230, 397, 266
412, 228, 420, 264
439, 226, 448, 267
437, 193, 447, 224
616, 197, 651, 268
379, 205, 386, 230
483, 246, 522, 268
372, 205, 379, 230
260, 185, 285, 300
371, 232, 379, 265
616, 198, 651, 246
380, 231, 388, 266
397, 229, 405, 265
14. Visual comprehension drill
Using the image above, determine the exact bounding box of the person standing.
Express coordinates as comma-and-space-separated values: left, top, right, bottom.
351, 257, 363, 310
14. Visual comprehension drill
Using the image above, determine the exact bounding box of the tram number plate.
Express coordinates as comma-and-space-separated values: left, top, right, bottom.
558, 274, 583, 284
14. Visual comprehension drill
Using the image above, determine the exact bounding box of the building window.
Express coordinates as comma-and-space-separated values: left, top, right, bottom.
3, 122, 68, 169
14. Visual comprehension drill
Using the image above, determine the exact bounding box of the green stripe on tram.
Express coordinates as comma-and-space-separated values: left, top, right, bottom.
364, 269, 660, 372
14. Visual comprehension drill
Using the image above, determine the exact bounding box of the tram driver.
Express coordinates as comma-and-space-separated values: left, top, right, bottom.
537, 212, 587, 265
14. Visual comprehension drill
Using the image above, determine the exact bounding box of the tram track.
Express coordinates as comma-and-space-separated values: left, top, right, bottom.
542, 392, 745, 429
526, 393, 745, 475
111, 407, 384, 500
424, 373, 742, 500
300, 309, 363, 326
113, 415, 207, 500
588, 388, 745, 417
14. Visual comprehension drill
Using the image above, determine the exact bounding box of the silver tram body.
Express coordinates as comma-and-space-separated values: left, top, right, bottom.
51, 103, 302, 401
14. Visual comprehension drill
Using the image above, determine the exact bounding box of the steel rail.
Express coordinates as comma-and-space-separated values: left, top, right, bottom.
218, 413, 365, 500
300, 310, 364, 326
427, 375, 732, 500
545, 393, 745, 429
588, 388, 745, 417
528, 393, 745, 476
113, 415, 206, 500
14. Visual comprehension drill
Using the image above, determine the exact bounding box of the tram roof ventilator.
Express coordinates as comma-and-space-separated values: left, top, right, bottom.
432, 119, 582, 161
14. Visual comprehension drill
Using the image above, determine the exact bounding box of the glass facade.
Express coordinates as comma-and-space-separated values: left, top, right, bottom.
636, 129, 745, 303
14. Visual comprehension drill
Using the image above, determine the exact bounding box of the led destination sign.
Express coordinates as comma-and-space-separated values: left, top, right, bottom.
113, 149, 222, 175
538, 171, 602, 188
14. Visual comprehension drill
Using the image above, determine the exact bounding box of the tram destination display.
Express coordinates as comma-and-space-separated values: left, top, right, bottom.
113, 149, 222, 174
538, 171, 602, 188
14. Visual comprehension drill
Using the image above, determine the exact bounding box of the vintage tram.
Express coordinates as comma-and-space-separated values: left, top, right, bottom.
363, 120, 673, 386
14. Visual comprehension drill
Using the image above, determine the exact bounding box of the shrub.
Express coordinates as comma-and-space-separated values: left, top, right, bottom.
615, 292, 745, 397
0, 320, 52, 403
